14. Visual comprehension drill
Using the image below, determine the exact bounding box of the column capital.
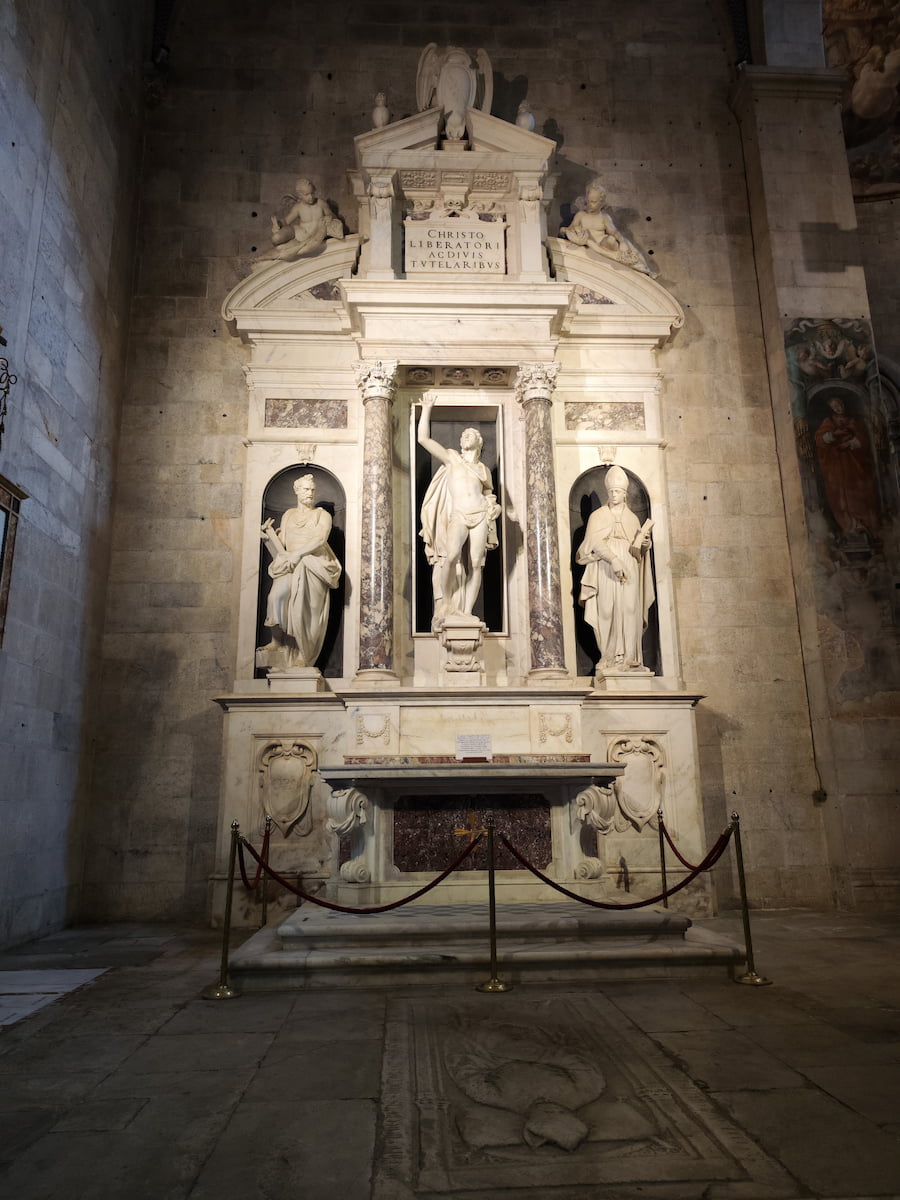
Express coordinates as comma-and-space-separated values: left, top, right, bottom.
515, 362, 559, 405
354, 359, 399, 403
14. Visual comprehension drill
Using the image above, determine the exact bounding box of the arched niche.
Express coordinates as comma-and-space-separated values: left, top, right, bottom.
569, 465, 661, 677
411, 402, 506, 634
255, 465, 346, 678
805, 379, 885, 548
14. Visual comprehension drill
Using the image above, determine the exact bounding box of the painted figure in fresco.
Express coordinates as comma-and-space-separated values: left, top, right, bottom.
561, 180, 656, 276
417, 395, 500, 631
814, 396, 881, 538
576, 466, 654, 672
261, 475, 341, 668
258, 178, 343, 262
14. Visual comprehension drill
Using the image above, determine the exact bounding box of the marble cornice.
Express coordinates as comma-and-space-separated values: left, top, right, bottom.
212, 691, 347, 712
729, 65, 845, 119
583, 691, 704, 707
212, 685, 602, 710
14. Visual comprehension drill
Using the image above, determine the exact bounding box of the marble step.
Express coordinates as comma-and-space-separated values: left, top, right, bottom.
276, 901, 690, 948
227, 902, 745, 991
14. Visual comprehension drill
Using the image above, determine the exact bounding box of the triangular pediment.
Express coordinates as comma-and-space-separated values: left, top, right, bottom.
354, 109, 443, 163
354, 106, 555, 173
466, 108, 556, 160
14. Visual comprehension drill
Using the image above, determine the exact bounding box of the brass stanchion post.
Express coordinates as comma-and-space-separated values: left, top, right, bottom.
261, 815, 272, 928
203, 820, 241, 1000
477, 816, 510, 993
657, 807, 668, 909
731, 811, 772, 986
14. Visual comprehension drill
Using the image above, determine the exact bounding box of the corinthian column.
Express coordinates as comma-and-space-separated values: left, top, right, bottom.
353, 360, 399, 682
515, 362, 568, 680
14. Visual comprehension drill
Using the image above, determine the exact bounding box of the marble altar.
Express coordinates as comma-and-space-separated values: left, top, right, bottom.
212, 46, 705, 928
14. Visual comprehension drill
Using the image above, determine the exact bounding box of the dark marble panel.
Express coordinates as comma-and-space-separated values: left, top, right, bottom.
392, 794, 551, 873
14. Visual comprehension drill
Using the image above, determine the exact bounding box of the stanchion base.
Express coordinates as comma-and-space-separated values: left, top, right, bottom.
476, 977, 511, 993
202, 981, 240, 1000
734, 970, 773, 987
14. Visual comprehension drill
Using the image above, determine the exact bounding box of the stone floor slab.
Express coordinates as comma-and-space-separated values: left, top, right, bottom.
650, 1028, 808, 1090
189, 1098, 376, 1200
246, 1036, 383, 1101
713, 1087, 900, 1197
375, 992, 797, 1199
794, 1063, 900, 1124
117, 1030, 273, 1075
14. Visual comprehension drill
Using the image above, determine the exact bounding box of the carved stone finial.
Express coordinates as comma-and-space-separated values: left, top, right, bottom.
515, 100, 535, 131
372, 92, 390, 128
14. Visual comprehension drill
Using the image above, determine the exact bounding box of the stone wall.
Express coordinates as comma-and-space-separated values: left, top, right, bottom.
84, 0, 851, 919
0, 0, 148, 945
858, 204, 900, 366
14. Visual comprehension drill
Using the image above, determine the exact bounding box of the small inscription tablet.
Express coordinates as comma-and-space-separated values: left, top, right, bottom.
405, 217, 506, 275
456, 733, 492, 761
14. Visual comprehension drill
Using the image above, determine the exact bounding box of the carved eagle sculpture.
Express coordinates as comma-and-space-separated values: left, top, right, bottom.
415, 44, 493, 141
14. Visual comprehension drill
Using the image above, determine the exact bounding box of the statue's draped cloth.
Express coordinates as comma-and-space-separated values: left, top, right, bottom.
266, 507, 341, 666
577, 504, 654, 667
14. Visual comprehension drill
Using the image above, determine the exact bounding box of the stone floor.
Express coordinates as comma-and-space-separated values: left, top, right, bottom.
0, 910, 898, 1199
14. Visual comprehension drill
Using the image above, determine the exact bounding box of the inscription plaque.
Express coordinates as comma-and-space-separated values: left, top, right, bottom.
404, 217, 506, 275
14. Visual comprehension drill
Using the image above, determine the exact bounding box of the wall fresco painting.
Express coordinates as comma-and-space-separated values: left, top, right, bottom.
785, 318, 889, 567
785, 317, 899, 695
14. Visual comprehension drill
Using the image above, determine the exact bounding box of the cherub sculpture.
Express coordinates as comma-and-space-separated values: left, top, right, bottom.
416, 44, 493, 141
561, 180, 656, 276
257, 178, 343, 263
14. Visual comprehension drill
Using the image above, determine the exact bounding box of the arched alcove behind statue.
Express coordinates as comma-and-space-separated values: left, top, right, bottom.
256, 465, 346, 678
569, 466, 660, 677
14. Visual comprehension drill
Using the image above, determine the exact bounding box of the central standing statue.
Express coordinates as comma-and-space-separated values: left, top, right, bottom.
418, 396, 500, 632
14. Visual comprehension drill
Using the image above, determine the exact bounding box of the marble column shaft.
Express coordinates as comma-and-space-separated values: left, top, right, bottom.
354, 361, 398, 678
516, 363, 567, 677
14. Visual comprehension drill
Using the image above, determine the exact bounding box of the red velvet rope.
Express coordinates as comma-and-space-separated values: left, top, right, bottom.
660, 818, 702, 872
238, 832, 483, 914
238, 823, 272, 891
499, 828, 733, 910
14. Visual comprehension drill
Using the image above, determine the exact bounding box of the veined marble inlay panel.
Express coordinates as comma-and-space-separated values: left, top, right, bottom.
564, 401, 646, 432
392, 794, 551, 872
264, 399, 348, 429
376, 993, 794, 1198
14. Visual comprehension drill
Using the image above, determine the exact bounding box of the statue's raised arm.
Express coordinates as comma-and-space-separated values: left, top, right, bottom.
417, 398, 499, 632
